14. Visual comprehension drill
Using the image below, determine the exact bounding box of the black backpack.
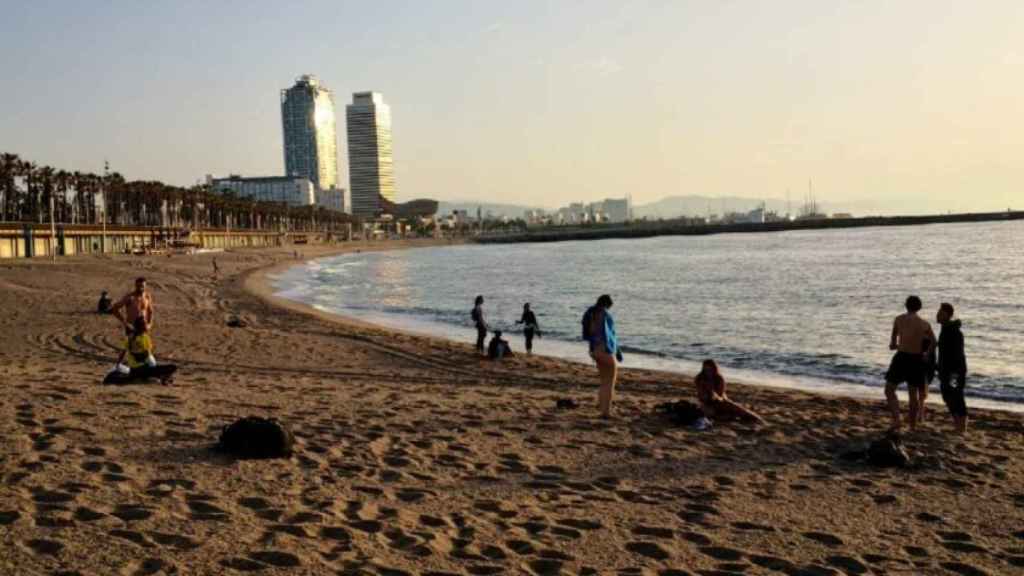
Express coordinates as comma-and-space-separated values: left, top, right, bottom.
867, 432, 910, 468
216, 416, 294, 459
656, 401, 706, 426
581, 306, 596, 340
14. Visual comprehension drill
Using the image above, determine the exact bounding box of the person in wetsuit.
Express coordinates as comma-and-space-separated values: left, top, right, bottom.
516, 303, 541, 354
937, 302, 968, 433
471, 295, 488, 355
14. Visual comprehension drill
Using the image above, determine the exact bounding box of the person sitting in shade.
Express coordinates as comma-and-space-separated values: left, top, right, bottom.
487, 330, 514, 361
105, 317, 177, 385
694, 359, 764, 424
97, 290, 113, 314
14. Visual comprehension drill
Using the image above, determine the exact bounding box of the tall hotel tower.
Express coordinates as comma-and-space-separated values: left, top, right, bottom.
346, 92, 395, 218
281, 75, 338, 191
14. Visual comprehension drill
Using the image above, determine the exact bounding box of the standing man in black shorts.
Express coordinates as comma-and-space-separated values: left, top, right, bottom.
471, 295, 488, 355
885, 295, 936, 431
937, 302, 968, 433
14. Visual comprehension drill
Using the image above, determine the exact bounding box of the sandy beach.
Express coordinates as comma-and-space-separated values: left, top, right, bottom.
2, 243, 1023, 576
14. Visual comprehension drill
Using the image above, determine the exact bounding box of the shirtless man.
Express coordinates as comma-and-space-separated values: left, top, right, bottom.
885, 295, 936, 431
111, 277, 154, 335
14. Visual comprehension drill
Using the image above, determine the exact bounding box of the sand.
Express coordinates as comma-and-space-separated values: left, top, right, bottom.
1, 242, 1023, 576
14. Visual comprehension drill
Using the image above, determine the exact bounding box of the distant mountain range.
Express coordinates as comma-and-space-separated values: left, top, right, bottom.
632, 196, 796, 220
631, 195, 881, 220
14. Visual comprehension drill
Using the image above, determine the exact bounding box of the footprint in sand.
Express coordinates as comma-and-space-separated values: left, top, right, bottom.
678, 531, 713, 546
186, 495, 230, 521
826, 555, 870, 574
112, 504, 154, 522
248, 550, 301, 567
803, 531, 845, 547
125, 557, 175, 576
25, 538, 64, 556
940, 562, 992, 576
149, 532, 201, 550
750, 554, 798, 572
625, 541, 672, 561
556, 518, 602, 531
506, 539, 536, 555
699, 546, 745, 562
731, 521, 775, 532
109, 529, 154, 548
631, 525, 674, 539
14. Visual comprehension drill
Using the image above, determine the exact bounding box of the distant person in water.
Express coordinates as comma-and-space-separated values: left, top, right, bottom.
106, 317, 177, 384
885, 295, 936, 431
111, 277, 154, 336
487, 330, 514, 360
471, 295, 488, 355
937, 303, 968, 433
516, 303, 541, 354
694, 360, 764, 424
97, 290, 112, 314
583, 295, 622, 418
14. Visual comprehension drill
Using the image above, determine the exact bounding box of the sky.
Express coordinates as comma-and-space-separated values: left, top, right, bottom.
1, 0, 1021, 215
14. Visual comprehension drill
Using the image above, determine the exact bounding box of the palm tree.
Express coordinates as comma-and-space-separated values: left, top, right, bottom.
0, 153, 21, 222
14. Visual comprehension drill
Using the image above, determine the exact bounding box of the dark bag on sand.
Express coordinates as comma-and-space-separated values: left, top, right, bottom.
216, 417, 294, 459
839, 432, 910, 468
656, 401, 706, 426
556, 398, 579, 410
867, 433, 910, 468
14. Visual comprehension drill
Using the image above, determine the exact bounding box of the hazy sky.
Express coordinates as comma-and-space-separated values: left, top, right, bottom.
1, 1, 1021, 214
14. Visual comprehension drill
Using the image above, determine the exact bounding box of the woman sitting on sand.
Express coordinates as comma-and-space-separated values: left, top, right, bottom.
105, 317, 177, 385
694, 360, 764, 424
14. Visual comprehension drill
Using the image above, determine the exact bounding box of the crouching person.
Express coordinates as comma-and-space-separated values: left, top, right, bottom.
105, 317, 177, 385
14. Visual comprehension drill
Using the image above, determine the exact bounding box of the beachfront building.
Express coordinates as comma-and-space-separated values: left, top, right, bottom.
600, 198, 631, 223
347, 92, 396, 219
281, 75, 339, 192
316, 188, 345, 212
208, 175, 316, 207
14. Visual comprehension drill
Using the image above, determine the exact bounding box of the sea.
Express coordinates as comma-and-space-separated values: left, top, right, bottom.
272, 220, 1024, 411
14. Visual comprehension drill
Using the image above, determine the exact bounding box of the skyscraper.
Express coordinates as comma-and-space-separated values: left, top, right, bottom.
347, 92, 395, 218
281, 75, 338, 192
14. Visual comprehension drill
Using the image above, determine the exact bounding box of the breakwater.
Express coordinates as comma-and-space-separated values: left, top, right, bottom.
477, 210, 1024, 244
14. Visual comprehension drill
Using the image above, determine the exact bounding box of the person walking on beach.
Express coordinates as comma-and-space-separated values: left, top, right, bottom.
694, 359, 765, 424
111, 277, 155, 335
516, 303, 541, 354
583, 295, 622, 418
212, 257, 219, 278
884, 295, 936, 431
471, 295, 488, 355
937, 303, 968, 433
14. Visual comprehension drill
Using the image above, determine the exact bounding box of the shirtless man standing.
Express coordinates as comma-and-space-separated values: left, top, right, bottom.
111, 277, 155, 335
885, 295, 936, 431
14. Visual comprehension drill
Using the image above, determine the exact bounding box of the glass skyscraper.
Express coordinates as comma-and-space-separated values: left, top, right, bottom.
281, 75, 338, 192
346, 92, 395, 218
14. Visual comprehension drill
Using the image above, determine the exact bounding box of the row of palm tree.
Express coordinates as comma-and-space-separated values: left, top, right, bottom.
0, 153, 353, 232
